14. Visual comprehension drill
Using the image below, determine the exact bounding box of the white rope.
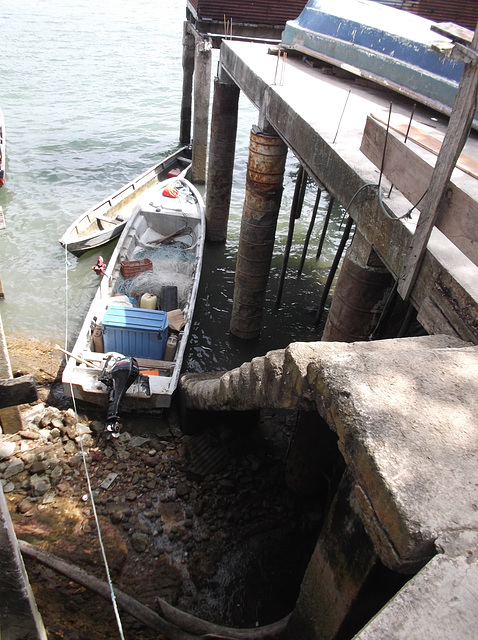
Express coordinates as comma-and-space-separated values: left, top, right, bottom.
64, 245, 69, 352
63, 245, 126, 639
71, 391, 126, 640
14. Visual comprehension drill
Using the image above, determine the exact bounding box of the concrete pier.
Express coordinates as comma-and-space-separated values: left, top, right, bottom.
213, 40, 478, 343
230, 125, 288, 339
179, 17, 478, 637
205, 74, 240, 241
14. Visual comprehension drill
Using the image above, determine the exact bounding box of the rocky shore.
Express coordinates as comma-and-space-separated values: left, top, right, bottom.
0, 356, 322, 639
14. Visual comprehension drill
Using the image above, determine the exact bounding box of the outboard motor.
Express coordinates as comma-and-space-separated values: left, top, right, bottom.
100, 354, 140, 437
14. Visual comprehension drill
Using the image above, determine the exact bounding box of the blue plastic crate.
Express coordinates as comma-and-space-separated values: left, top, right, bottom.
102, 306, 168, 360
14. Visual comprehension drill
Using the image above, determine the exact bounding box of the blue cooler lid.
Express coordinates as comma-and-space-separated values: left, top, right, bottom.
102, 306, 168, 333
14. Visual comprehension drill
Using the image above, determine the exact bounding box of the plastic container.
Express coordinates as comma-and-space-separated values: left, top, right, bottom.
102, 306, 168, 360
92, 325, 104, 352
161, 285, 178, 312
163, 334, 178, 361
140, 293, 157, 309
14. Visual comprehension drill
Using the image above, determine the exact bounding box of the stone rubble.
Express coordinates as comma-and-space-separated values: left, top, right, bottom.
0, 399, 322, 638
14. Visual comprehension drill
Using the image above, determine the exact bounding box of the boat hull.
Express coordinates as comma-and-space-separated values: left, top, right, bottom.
59, 146, 192, 256
62, 175, 205, 410
281, 0, 476, 125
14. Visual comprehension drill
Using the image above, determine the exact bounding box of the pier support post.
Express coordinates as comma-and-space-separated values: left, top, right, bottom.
287, 470, 377, 640
192, 37, 212, 184
230, 124, 287, 339
0, 484, 48, 639
180, 22, 195, 146
205, 72, 240, 241
0, 312, 23, 434
321, 231, 394, 342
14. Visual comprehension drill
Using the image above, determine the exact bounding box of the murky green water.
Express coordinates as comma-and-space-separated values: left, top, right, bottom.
0, 0, 348, 373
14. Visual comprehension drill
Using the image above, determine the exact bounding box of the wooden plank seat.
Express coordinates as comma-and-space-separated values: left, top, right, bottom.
95, 214, 122, 225
82, 351, 174, 375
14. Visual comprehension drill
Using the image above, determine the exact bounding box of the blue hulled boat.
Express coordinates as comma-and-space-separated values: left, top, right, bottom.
281, 0, 475, 124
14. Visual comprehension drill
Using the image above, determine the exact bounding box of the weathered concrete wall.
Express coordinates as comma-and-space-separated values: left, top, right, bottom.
181, 334, 478, 566
180, 334, 478, 637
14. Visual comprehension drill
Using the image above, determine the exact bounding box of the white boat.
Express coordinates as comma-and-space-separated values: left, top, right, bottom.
0, 107, 5, 188
59, 146, 192, 256
62, 174, 205, 422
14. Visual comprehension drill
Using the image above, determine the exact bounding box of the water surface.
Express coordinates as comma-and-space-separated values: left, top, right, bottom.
0, 0, 348, 373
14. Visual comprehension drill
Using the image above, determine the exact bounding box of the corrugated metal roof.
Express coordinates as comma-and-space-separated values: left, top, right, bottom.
373, 0, 478, 31
412, 0, 477, 31
188, 0, 308, 27
188, 1, 477, 34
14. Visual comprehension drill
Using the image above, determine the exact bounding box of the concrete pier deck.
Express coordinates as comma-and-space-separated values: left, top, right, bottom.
219, 40, 478, 343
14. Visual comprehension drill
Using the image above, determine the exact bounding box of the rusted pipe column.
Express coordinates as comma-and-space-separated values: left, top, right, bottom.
180, 22, 195, 146
191, 37, 212, 184
322, 231, 394, 342
230, 125, 288, 339
205, 73, 240, 241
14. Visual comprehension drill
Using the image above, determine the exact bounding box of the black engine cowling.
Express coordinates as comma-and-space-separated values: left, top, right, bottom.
100, 354, 139, 437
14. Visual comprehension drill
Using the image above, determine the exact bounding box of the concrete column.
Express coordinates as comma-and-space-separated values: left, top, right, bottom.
287, 470, 377, 640
180, 22, 195, 146
230, 125, 288, 339
322, 231, 394, 342
205, 74, 240, 241
191, 37, 212, 184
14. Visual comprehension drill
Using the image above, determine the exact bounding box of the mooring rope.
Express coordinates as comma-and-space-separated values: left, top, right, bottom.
63, 245, 126, 639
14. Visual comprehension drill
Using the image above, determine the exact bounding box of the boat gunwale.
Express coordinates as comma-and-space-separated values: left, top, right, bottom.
59, 146, 192, 254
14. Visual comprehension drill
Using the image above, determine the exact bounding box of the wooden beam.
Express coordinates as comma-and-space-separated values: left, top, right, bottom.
370, 112, 478, 179
431, 22, 474, 46
360, 116, 478, 267
397, 23, 478, 300
0, 375, 38, 409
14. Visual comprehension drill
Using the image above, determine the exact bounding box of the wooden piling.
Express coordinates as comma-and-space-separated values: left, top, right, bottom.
205, 76, 240, 241
230, 125, 288, 339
